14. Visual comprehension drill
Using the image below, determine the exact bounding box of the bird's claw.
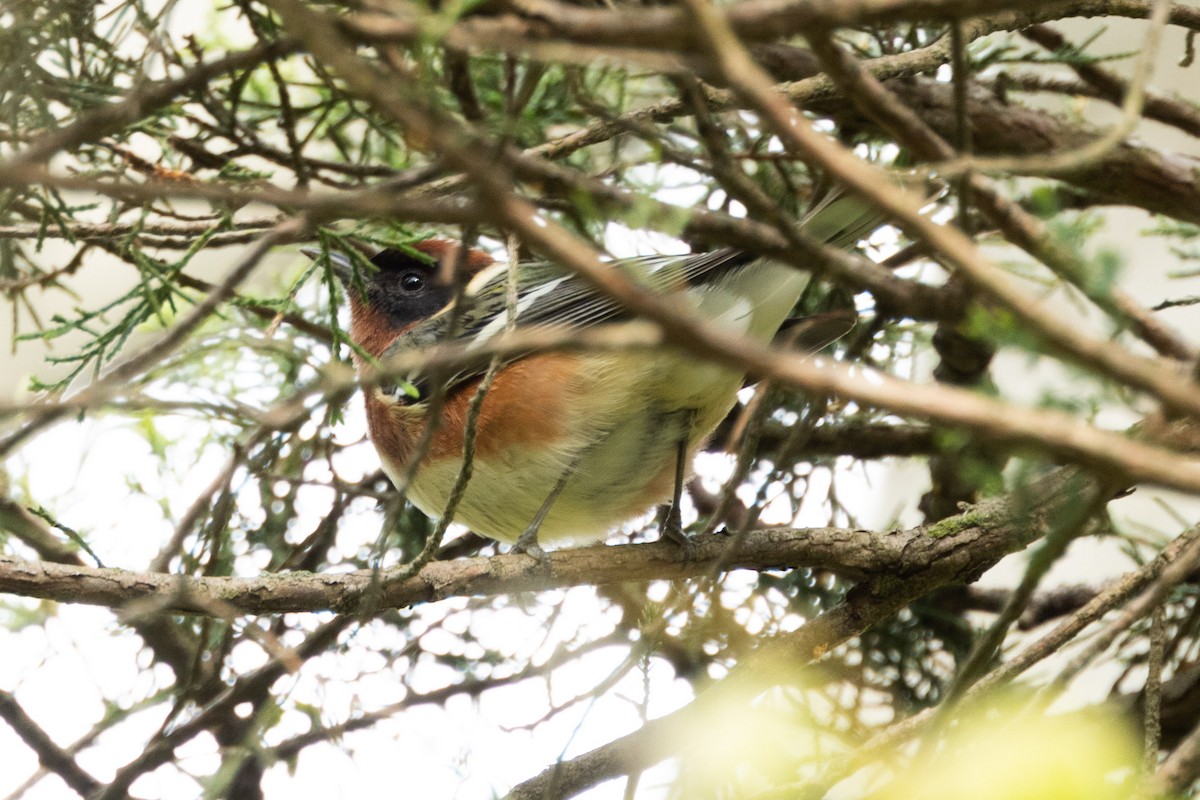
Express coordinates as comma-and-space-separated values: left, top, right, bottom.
512, 527, 551, 569
661, 505, 697, 561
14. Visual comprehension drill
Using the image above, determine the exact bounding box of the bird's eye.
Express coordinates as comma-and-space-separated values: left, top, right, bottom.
400, 272, 424, 292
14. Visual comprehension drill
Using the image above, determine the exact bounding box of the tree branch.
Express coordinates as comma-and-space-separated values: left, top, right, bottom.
0, 467, 1101, 615
8, 38, 299, 166
0, 691, 100, 798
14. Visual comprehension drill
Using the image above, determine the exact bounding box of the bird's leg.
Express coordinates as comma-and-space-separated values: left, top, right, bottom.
661, 433, 695, 556
512, 465, 574, 564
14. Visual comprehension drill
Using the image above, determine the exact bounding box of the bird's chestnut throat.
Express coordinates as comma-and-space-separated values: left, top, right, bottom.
346, 296, 403, 365
342, 239, 495, 364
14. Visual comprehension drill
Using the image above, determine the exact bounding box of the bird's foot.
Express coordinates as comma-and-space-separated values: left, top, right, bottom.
512, 526, 550, 569
661, 504, 697, 561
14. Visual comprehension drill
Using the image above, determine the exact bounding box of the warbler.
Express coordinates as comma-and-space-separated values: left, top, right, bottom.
308, 192, 881, 556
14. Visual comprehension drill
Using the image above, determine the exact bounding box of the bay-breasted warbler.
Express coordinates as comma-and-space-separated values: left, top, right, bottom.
306, 192, 882, 557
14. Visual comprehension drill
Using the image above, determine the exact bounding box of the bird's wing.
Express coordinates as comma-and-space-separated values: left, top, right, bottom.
469, 247, 757, 332
376, 249, 758, 400
378, 188, 889, 400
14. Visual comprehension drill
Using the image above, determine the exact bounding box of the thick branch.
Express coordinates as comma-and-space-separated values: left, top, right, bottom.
0, 468, 1099, 615
353, 0, 1200, 54
870, 78, 1200, 227
707, 421, 939, 459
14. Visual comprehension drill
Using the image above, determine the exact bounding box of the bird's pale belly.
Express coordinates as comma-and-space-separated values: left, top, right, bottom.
371, 259, 810, 544
376, 350, 745, 545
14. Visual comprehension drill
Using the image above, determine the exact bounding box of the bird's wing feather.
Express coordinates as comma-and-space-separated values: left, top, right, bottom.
377, 249, 760, 400
379, 188, 889, 399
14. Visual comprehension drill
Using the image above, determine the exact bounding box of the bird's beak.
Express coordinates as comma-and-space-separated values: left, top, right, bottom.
301, 245, 354, 284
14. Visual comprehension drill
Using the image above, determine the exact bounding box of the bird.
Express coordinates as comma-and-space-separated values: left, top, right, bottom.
305, 192, 884, 558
